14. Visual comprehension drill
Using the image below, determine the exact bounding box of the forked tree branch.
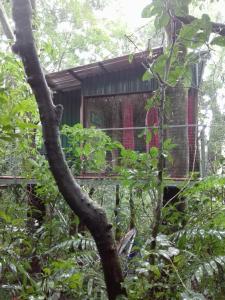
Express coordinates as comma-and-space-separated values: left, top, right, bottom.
11, 1, 125, 299
176, 14, 225, 36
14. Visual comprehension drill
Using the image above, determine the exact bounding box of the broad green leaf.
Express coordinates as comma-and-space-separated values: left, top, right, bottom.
179, 14, 211, 49
0, 136, 14, 141
128, 54, 134, 63
153, 54, 168, 76
142, 3, 162, 18
150, 146, 158, 157
142, 4, 153, 18
145, 98, 155, 110
0, 93, 8, 103
158, 250, 171, 260
87, 278, 93, 296
209, 260, 218, 273
181, 292, 205, 300
145, 130, 152, 144
142, 70, 154, 81
168, 247, 180, 256
195, 265, 204, 283
167, 66, 185, 86
204, 262, 213, 276
9, 263, 17, 273
179, 22, 200, 45
65, 273, 83, 289
149, 265, 161, 277
211, 36, 225, 47
155, 12, 170, 30
201, 14, 212, 35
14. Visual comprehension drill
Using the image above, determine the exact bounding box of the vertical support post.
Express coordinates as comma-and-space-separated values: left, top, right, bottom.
200, 126, 206, 177
129, 189, 135, 229
114, 184, 121, 241
80, 92, 84, 126
112, 98, 121, 168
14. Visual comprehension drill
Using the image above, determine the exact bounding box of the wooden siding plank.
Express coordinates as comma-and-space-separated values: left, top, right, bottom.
53, 90, 81, 147
82, 67, 157, 96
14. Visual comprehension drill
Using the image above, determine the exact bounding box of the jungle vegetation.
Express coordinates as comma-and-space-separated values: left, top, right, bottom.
0, 0, 224, 299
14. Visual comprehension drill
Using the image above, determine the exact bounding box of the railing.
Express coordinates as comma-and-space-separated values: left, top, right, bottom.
99, 124, 202, 179
1, 124, 225, 180
0, 146, 23, 177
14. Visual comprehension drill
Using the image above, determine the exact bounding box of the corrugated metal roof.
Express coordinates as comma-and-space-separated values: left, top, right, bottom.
46, 48, 163, 92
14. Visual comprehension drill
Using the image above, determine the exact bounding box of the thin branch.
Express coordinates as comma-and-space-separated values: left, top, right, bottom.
0, 1, 14, 40
57, 32, 72, 71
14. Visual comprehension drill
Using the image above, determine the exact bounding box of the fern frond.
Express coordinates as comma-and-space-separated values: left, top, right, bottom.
72, 237, 97, 251
191, 256, 225, 285
173, 228, 225, 241
46, 236, 97, 254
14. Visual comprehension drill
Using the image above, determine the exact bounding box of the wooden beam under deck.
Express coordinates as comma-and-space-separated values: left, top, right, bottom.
0, 175, 197, 187
0, 176, 36, 186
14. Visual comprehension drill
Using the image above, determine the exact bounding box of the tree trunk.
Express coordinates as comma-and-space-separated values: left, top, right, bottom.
11, 1, 125, 299
165, 83, 189, 178
114, 184, 122, 241
165, 4, 189, 178
208, 98, 224, 173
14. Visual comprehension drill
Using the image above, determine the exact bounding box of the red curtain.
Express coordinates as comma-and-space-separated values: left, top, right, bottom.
122, 100, 135, 149
188, 90, 197, 169
145, 107, 159, 152
188, 92, 195, 145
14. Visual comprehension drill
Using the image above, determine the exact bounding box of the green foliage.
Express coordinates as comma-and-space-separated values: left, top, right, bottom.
121, 175, 225, 299
142, 70, 154, 81
211, 36, 225, 47
142, 0, 191, 29
0, 185, 108, 299
118, 147, 159, 190
61, 123, 122, 174
0, 52, 38, 140
179, 14, 212, 49
0, 0, 225, 299
0, 123, 224, 300
0, 51, 39, 176
34, 0, 130, 71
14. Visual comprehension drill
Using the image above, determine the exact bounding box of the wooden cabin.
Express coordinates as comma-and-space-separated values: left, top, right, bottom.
46, 48, 205, 179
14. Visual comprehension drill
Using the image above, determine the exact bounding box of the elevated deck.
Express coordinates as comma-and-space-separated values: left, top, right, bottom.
0, 176, 36, 187
0, 175, 197, 188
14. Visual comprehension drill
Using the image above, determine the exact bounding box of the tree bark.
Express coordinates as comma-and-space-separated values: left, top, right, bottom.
165, 5, 189, 178
165, 83, 189, 178
208, 96, 224, 173
114, 184, 122, 241
11, 1, 125, 299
